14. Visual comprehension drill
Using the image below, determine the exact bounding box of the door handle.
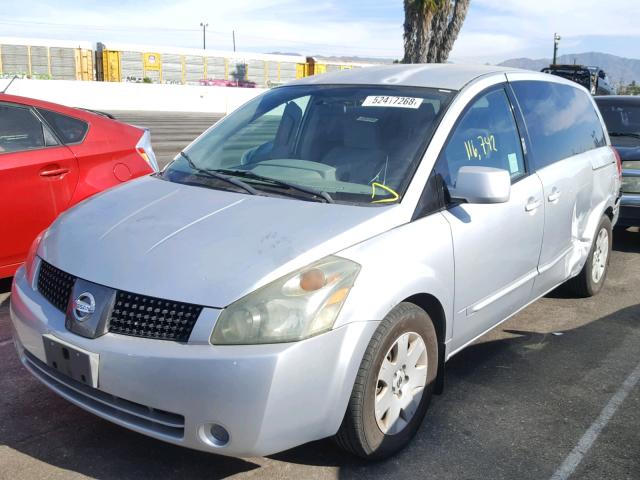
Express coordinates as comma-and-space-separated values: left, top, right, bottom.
525, 198, 542, 212
40, 167, 70, 177
548, 188, 561, 202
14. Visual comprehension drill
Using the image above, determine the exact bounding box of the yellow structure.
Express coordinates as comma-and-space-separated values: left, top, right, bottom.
305, 57, 367, 76
100, 49, 121, 82
97, 43, 312, 87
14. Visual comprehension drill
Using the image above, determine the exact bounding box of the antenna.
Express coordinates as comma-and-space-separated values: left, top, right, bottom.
1, 75, 18, 94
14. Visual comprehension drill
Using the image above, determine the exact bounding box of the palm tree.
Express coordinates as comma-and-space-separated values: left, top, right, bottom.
427, 0, 470, 63
402, 0, 470, 64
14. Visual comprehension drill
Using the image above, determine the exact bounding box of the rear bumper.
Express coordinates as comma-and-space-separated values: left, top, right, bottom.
618, 193, 640, 227
10, 267, 379, 457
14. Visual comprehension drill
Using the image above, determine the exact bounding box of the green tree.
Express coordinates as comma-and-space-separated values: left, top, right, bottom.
618, 80, 640, 95
403, 0, 471, 64
628, 81, 640, 95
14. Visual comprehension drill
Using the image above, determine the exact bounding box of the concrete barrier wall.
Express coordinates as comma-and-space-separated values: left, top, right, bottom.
0, 78, 267, 114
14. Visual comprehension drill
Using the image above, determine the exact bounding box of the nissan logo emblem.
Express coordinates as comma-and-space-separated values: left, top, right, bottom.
73, 292, 96, 321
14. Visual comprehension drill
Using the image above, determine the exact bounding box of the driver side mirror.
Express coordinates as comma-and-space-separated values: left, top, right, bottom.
598, 70, 606, 79
449, 166, 511, 204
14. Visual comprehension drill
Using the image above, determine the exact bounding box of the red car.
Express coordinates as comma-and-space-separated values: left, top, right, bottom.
0, 93, 158, 278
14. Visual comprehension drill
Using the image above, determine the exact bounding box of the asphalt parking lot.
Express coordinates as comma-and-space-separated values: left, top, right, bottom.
0, 112, 638, 479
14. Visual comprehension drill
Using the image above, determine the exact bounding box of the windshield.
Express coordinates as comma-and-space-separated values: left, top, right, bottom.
596, 100, 640, 138
162, 84, 454, 204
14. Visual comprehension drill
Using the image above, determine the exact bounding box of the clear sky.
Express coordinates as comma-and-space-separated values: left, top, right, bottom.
1, 0, 639, 63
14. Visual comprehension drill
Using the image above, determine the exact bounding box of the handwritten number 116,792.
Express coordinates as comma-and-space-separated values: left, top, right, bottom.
464, 134, 497, 161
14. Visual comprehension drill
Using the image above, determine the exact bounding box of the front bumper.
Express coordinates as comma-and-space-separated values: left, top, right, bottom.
10, 267, 379, 457
618, 193, 640, 227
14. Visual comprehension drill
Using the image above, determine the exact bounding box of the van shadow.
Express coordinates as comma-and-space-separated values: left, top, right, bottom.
2, 303, 638, 479
613, 226, 639, 253
0, 405, 261, 479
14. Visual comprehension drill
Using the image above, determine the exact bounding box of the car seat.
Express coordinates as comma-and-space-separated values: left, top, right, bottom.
321, 113, 387, 183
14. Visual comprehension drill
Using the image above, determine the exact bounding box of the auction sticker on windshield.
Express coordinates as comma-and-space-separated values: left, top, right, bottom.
362, 96, 424, 109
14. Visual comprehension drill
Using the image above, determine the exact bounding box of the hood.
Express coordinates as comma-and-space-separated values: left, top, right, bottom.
40, 176, 403, 307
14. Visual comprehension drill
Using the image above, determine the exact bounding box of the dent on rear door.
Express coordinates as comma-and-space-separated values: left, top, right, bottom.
533, 152, 593, 296
551, 147, 614, 283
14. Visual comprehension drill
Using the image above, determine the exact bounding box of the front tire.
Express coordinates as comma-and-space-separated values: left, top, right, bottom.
565, 215, 612, 297
335, 302, 438, 459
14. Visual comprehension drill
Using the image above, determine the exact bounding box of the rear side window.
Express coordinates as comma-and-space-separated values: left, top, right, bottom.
435, 88, 526, 189
596, 100, 640, 135
38, 108, 89, 144
511, 81, 606, 169
0, 104, 45, 153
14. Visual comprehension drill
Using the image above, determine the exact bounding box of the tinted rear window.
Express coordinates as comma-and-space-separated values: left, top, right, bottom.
38, 108, 88, 144
595, 99, 640, 136
512, 81, 606, 169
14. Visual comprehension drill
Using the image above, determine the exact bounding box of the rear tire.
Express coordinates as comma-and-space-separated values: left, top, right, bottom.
565, 215, 612, 297
334, 302, 438, 459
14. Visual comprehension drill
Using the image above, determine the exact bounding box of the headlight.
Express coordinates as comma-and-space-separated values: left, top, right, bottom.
211, 256, 360, 345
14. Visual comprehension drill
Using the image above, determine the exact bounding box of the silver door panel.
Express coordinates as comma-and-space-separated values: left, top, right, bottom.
443, 174, 545, 353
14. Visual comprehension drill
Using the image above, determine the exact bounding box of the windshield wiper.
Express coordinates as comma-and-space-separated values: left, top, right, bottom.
214, 169, 334, 203
178, 151, 259, 195
609, 132, 640, 140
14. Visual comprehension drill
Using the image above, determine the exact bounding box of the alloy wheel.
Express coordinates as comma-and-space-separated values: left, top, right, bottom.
591, 227, 609, 284
374, 332, 428, 435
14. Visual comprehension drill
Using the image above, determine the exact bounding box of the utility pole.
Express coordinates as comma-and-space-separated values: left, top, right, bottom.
200, 22, 209, 49
552, 33, 561, 65
232, 30, 236, 52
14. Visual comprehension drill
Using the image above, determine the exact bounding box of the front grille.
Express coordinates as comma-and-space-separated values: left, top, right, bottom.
37, 260, 75, 312
109, 291, 203, 342
36, 261, 203, 342
23, 350, 185, 439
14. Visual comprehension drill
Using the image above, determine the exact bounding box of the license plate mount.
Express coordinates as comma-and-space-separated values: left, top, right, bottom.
42, 334, 99, 388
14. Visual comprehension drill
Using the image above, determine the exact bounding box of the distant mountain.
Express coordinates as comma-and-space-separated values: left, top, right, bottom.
498, 52, 640, 88
268, 51, 304, 57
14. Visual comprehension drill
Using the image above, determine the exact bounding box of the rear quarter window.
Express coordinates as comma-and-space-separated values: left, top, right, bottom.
37, 108, 89, 144
511, 81, 606, 170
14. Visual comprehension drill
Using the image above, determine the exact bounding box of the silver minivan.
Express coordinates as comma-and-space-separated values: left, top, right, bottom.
10, 65, 621, 459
